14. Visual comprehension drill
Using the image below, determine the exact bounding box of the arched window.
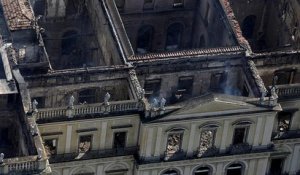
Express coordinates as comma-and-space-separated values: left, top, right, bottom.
61, 30, 78, 55
194, 167, 212, 175
226, 163, 243, 175
165, 23, 183, 51
242, 15, 256, 39
136, 25, 154, 54
161, 169, 179, 175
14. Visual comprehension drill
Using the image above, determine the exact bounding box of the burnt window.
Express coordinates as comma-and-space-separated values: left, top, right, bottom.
144, 79, 161, 98
173, 0, 184, 8
165, 23, 183, 51
232, 127, 248, 145
194, 167, 211, 175
277, 111, 292, 132
78, 89, 96, 104
44, 139, 57, 157
198, 129, 216, 157
115, 0, 125, 10
114, 132, 127, 149
78, 135, 92, 153
161, 170, 179, 175
226, 163, 243, 175
177, 76, 194, 96
61, 31, 78, 55
269, 158, 284, 175
34, 97, 45, 108
274, 70, 296, 85
165, 132, 183, 160
137, 25, 154, 54
33, 0, 45, 16
242, 15, 256, 39
210, 72, 227, 91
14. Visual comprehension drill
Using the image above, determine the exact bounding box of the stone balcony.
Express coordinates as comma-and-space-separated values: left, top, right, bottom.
272, 130, 300, 140
275, 83, 300, 99
36, 100, 143, 123
0, 155, 48, 174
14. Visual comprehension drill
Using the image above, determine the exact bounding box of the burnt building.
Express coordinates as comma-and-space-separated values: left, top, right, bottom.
0, 0, 299, 175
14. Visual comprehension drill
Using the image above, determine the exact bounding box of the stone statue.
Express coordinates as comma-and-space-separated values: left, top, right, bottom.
0, 153, 4, 164
260, 90, 266, 104
104, 92, 111, 106
68, 95, 75, 109
32, 99, 38, 112
160, 97, 166, 110
269, 85, 278, 106
151, 98, 159, 110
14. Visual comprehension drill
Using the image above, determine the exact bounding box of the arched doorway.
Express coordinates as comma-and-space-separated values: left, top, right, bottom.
242, 15, 256, 39
165, 23, 184, 51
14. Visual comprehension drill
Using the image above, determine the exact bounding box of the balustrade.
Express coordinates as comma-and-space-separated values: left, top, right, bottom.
0, 156, 45, 174
274, 83, 300, 98
36, 100, 141, 121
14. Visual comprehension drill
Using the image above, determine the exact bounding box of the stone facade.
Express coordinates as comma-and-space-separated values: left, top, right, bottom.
0, 0, 300, 175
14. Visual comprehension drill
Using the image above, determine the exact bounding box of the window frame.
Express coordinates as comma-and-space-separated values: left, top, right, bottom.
43, 138, 58, 157
144, 79, 161, 98
113, 131, 128, 149
78, 134, 93, 153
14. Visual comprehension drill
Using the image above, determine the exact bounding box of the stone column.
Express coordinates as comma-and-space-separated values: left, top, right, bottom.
96, 165, 104, 175
290, 145, 300, 172
187, 124, 196, 157
262, 115, 275, 145
215, 162, 224, 175
253, 117, 263, 146
65, 125, 72, 153
146, 128, 154, 157
154, 127, 162, 157
220, 121, 230, 152
100, 122, 107, 149
256, 158, 268, 175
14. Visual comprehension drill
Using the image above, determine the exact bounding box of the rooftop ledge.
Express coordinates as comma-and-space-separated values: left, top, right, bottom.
128, 46, 245, 62
35, 100, 143, 123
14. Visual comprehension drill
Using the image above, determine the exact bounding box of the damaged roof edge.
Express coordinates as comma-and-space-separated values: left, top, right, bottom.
219, 0, 253, 53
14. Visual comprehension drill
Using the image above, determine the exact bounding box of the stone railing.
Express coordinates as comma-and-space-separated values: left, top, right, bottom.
275, 83, 300, 99
272, 130, 300, 140
0, 156, 47, 174
36, 100, 141, 121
